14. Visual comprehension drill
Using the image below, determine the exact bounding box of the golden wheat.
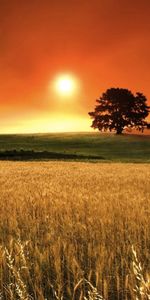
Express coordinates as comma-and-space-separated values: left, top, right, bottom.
132, 246, 150, 300
0, 161, 149, 300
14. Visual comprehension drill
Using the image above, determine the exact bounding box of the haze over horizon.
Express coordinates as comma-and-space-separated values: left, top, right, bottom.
0, 0, 150, 133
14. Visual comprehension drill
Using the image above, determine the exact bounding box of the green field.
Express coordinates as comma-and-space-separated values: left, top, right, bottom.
0, 132, 149, 162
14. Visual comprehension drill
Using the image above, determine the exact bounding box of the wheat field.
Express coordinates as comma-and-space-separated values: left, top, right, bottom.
0, 162, 150, 300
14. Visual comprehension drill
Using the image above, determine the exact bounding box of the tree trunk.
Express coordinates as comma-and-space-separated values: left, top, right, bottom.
116, 128, 123, 134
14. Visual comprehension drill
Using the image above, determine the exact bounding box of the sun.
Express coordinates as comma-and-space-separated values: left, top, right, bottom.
53, 74, 78, 96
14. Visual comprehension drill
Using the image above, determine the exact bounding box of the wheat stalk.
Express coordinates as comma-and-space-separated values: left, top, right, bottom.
132, 245, 150, 300
5, 247, 31, 300
73, 278, 105, 300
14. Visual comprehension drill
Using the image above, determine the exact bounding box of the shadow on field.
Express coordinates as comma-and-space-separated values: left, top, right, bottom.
0, 150, 105, 161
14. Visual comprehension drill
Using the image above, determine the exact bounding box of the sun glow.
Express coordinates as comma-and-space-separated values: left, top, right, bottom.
53, 74, 79, 96
0, 114, 91, 134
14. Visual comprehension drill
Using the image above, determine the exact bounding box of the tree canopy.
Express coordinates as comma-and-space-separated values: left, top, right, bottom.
89, 88, 150, 134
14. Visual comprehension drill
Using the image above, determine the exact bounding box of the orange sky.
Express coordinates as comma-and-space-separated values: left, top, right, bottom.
0, 0, 150, 133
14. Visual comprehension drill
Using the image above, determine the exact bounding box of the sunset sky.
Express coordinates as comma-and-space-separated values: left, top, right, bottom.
0, 0, 150, 133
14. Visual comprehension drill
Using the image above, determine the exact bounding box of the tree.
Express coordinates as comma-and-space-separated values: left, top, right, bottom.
89, 88, 150, 134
